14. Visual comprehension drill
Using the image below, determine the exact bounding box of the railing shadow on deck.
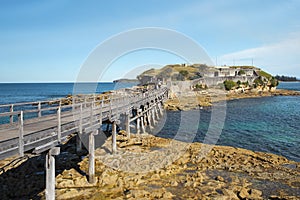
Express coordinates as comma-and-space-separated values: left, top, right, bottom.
0, 135, 88, 200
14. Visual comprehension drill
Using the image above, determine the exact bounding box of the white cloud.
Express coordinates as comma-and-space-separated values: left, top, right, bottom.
219, 33, 300, 77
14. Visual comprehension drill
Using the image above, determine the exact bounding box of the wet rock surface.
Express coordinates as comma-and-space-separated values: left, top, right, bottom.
0, 133, 299, 199
50, 134, 299, 199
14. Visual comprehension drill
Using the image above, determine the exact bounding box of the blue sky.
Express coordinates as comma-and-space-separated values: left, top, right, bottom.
1, 0, 300, 82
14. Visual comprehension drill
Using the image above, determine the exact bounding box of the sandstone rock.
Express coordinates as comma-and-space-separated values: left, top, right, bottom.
150, 173, 160, 180
100, 170, 118, 187
57, 189, 80, 199
130, 189, 150, 198
56, 179, 74, 188
222, 189, 239, 200
238, 187, 250, 199
249, 188, 263, 199
162, 191, 174, 199
215, 175, 225, 182
171, 180, 178, 186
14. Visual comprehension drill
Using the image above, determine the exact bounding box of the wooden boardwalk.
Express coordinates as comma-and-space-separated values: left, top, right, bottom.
0, 87, 168, 159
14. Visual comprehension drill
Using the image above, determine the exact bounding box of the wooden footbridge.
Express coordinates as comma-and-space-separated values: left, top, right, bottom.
0, 86, 168, 199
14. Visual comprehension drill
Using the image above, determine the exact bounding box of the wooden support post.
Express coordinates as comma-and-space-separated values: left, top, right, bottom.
18, 111, 24, 157
158, 103, 163, 116
136, 117, 140, 134
88, 130, 97, 184
10, 104, 14, 124
152, 109, 157, 125
45, 147, 60, 200
141, 116, 145, 134
38, 102, 42, 118
143, 107, 148, 125
147, 110, 153, 129
112, 121, 117, 154
126, 113, 130, 139
154, 106, 159, 120
76, 134, 82, 152
57, 107, 61, 143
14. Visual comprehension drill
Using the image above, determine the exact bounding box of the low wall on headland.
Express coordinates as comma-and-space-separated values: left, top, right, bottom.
196, 76, 258, 87
167, 76, 258, 92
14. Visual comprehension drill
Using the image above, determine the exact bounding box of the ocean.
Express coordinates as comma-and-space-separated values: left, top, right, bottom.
156, 82, 300, 162
0, 82, 137, 105
0, 82, 299, 162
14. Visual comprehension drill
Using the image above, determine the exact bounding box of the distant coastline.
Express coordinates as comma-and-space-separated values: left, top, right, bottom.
113, 78, 139, 83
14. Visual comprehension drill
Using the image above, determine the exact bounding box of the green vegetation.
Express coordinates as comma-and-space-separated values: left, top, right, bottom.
179, 70, 189, 77
238, 70, 246, 75
223, 80, 237, 90
258, 70, 272, 80
253, 77, 264, 87
229, 66, 258, 69
194, 83, 208, 91
270, 77, 279, 87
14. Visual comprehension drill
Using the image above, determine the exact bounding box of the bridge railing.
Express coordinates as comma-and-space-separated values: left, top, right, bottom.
0, 87, 168, 159
0, 87, 168, 125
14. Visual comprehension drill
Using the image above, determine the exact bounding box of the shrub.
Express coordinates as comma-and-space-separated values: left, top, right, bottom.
179, 70, 189, 77
238, 70, 246, 75
254, 77, 264, 87
270, 77, 279, 87
223, 80, 237, 90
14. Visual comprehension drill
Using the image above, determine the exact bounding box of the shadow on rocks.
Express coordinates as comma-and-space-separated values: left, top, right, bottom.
0, 136, 88, 200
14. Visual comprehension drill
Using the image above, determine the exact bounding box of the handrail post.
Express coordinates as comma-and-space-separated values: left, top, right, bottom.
84, 96, 87, 108
109, 96, 112, 119
18, 111, 24, 157
126, 113, 130, 139
79, 103, 83, 134
10, 104, 14, 124
136, 109, 141, 134
112, 121, 117, 154
93, 94, 96, 107
77, 104, 83, 152
38, 102, 42, 118
57, 106, 61, 143
90, 103, 93, 126
99, 97, 103, 130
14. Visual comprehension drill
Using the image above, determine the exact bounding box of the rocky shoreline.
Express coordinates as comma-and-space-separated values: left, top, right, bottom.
165, 89, 300, 111
0, 126, 299, 199
51, 134, 300, 199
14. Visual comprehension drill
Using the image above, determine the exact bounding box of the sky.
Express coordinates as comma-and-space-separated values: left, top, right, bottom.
0, 0, 300, 82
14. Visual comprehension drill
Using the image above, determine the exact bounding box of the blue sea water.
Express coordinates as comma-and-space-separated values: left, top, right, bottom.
157, 82, 300, 162
0, 82, 137, 105
0, 81, 299, 161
